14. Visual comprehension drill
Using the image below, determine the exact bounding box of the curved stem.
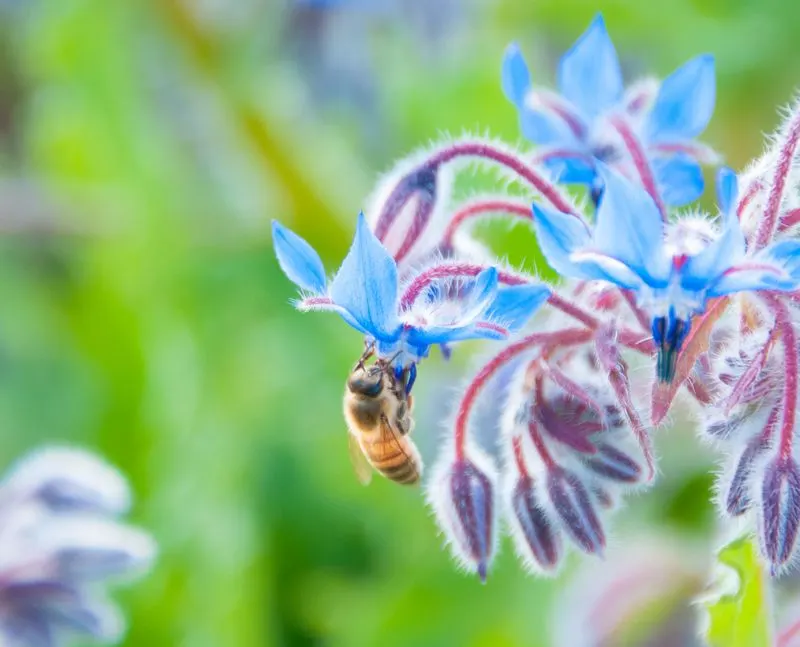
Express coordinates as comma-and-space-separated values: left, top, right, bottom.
531, 90, 587, 140
778, 617, 800, 647
511, 435, 530, 478
398, 262, 600, 329
755, 107, 800, 249
738, 178, 764, 223
779, 207, 800, 233
764, 294, 798, 459
608, 115, 667, 221
441, 198, 532, 249
399, 263, 526, 310
620, 290, 650, 332
393, 198, 434, 264
453, 329, 592, 459
528, 419, 557, 470
546, 293, 600, 329
427, 141, 580, 216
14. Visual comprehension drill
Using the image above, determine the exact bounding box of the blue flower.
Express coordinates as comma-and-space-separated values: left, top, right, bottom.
532, 165, 800, 382
502, 14, 716, 206
272, 214, 550, 378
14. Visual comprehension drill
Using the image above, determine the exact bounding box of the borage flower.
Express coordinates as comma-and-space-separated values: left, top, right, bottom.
532, 165, 800, 382
502, 14, 716, 206
272, 214, 550, 386
0, 447, 155, 647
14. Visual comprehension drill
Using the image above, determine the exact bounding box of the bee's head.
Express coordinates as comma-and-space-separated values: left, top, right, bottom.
347, 366, 384, 398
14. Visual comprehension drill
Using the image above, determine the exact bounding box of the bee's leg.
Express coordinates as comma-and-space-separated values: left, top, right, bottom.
355, 341, 375, 371
395, 399, 415, 436
404, 363, 417, 395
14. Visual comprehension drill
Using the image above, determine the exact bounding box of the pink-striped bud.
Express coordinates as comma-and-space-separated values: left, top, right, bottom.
427, 448, 498, 582
507, 475, 562, 573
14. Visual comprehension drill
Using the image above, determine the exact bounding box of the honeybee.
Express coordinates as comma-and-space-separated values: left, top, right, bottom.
343, 353, 423, 486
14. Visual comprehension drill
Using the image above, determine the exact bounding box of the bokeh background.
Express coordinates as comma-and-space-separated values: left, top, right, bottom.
0, 1, 798, 645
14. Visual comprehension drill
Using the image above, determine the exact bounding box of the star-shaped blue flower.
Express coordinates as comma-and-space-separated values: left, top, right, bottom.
531, 165, 800, 382
502, 14, 716, 207
273, 214, 550, 382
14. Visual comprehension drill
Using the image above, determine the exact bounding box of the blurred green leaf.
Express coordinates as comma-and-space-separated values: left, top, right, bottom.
702, 536, 772, 647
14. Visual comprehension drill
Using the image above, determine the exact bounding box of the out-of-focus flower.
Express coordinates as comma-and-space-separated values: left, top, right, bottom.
532, 165, 800, 381
552, 536, 706, 647
0, 447, 156, 647
273, 214, 549, 378
502, 13, 716, 205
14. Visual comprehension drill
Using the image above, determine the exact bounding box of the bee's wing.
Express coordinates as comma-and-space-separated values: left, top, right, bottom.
347, 432, 374, 486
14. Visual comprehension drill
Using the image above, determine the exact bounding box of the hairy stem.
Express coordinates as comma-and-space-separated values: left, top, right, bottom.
511, 435, 530, 478
764, 294, 798, 459
755, 107, 800, 249
453, 329, 592, 459
620, 290, 651, 332
428, 141, 579, 215
779, 207, 800, 233
441, 198, 532, 249
738, 178, 763, 223
398, 262, 600, 329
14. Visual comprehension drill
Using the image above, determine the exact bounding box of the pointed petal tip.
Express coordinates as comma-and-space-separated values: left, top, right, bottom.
501, 42, 531, 107
696, 52, 715, 67
716, 166, 739, 217
271, 219, 328, 294
477, 561, 488, 583
589, 12, 607, 31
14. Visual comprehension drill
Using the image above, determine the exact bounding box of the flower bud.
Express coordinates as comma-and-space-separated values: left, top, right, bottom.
547, 468, 605, 555
1, 447, 130, 516
427, 451, 497, 582
759, 456, 800, 572
723, 424, 774, 516
583, 442, 642, 484
367, 158, 448, 267
507, 475, 561, 573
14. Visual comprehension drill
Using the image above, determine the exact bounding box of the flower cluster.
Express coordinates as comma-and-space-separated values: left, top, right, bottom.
0, 447, 156, 646
272, 14, 800, 581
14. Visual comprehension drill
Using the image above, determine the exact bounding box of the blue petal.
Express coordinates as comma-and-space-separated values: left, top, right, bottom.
709, 240, 800, 296
593, 165, 672, 286
531, 203, 592, 276
405, 323, 507, 347
765, 240, 800, 280
532, 202, 644, 288
716, 166, 738, 218
458, 268, 500, 324
647, 54, 716, 141
543, 154, 596, 184
708, 261, 799, 297
682, 213, 747, 292
484, 284, 550, 330
557, 14, 623, 119
501, 43, 531, 107
329, 213, 401, 341
272, 220, 327, 294
297, 297, 368, 334
519, 108, 579, 147
652, 154, 704, 206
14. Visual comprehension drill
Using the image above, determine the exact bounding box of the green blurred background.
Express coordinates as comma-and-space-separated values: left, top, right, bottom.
0, 1, 797, 645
